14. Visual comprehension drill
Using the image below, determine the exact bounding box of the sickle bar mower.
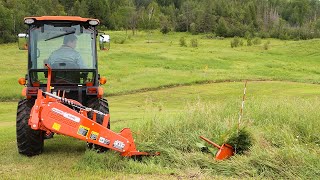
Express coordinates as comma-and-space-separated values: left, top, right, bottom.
27, 64, 159, 157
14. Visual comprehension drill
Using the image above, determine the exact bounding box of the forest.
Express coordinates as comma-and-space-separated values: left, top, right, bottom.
1, 0, 320, 43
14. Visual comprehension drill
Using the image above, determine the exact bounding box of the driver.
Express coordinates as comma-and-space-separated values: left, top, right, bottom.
47, 34, 85, 68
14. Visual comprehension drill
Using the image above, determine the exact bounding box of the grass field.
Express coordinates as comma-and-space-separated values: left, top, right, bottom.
0, 31, 319, 179
2, 31, 320, 100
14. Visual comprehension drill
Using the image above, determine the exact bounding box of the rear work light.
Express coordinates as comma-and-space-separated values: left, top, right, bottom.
24, 18, 35, 24
88, 20, 99, 26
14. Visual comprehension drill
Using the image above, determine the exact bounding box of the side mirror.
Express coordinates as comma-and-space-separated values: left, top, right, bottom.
18, 33, 28, 50
99, 34, 110, 51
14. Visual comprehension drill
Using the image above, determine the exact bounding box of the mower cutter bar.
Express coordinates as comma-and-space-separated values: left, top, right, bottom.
43, 91, 105, 115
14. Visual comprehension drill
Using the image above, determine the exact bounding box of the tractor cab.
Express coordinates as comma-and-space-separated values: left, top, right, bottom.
18, 16, 109, 104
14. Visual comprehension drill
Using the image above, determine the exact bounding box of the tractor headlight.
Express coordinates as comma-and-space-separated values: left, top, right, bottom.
24, 18, 35, 24
88, 20, 99, 26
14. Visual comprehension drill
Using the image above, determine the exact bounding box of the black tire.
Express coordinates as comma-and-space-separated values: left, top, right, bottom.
16, 99, 44, 156
44, 132, 54, 139
86, 98, 110, 152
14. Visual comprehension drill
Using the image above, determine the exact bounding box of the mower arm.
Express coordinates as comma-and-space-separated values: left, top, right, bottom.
29, 90, 157, 157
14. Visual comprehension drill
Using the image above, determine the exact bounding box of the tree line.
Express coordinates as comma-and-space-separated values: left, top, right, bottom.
1, 0, 320, 43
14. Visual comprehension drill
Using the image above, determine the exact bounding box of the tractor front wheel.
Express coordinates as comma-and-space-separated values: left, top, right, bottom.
86, 98, 110, 152
16, 99, 44, 156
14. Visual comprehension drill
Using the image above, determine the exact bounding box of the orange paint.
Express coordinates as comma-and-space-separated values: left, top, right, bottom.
26, 65, 158, 157
24, 16, 99, 24
18, 78, 26, 85
21, 87, 27, 97
99, 77, 107, 85
215, 144, 234, 160
200, 136, 234, 160
98, 87, 104, 98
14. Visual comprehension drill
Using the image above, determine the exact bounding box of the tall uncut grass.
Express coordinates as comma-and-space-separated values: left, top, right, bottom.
74, 97, 319, 178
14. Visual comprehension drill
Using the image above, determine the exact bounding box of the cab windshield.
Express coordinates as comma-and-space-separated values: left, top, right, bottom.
28, 24, 96, 85
29, 24, 96, 69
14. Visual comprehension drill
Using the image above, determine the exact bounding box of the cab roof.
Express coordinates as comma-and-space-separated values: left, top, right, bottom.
24, 16, 99, 24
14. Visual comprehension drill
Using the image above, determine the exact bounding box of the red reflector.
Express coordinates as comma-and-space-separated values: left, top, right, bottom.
27, 88, 38, 94
86, 82, 93, 87
87, 88, 97, 93
32, 82, 40, 87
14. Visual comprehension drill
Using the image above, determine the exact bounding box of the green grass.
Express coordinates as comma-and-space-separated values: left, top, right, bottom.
0, 82, 319, 179
0, 31, 320, 178
2, 31, 320, 100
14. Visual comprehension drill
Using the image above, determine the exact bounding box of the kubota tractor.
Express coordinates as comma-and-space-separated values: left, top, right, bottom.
16, 16, 157, 157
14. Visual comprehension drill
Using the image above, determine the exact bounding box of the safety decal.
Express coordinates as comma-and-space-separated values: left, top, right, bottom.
77, 125, 90, 137
90, 131, 99, 140
98, 137, 110, 145
51, 108, 80, 123
113, 140, 125, 150
52, 122, 61, 131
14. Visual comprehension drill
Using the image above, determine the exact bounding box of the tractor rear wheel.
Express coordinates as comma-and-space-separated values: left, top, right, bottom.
16, 99, 44, 156
86, 98, 110, 152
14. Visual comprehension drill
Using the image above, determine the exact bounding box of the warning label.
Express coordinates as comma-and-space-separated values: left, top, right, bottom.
52, 123, 61, 131
113, 140, 125, 150
51, 108, 80, 123
90, 131, 99, 140
98, 137, 110, 145
77, 125, 89, 137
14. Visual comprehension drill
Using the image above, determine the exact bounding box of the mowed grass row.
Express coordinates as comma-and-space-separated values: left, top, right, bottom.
2, 31, 320, 100
0, 82, 319, 179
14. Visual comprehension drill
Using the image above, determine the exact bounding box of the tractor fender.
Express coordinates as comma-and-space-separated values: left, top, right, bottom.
22, 87, 27, 97
98, 87, 104, 98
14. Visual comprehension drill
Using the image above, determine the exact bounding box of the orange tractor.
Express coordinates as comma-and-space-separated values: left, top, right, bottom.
16, 16, 157, 157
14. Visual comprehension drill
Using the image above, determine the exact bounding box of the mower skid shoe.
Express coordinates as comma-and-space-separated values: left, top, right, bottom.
120, 128, 160, 157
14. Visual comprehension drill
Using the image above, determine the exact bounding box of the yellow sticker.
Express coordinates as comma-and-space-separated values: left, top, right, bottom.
77, 125, 90, 137
89, 131, 99, 140
52, 123, 61, 131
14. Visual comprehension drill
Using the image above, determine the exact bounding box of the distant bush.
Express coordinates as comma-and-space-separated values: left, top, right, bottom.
264, 40, 271, 50
119, 38, 126, 44
216, 36, 225, 40
247, 38, 252, 46
0, 34, 15, 44
99, 25, 108, 31
244, 31, 252, 40
190, 38, 198, 47
180, 37, 187, 47
114, 37, 126, 44
160, 24, 170, 34
190, 23, 197, 35
252, 37, 262, 45
231, 37, 243, 48
279, 32, 290, 40
257, 31, 270, 38
202, 34, 216, 39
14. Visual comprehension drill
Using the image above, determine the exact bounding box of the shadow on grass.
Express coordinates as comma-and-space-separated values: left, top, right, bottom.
42, 135, 86, 155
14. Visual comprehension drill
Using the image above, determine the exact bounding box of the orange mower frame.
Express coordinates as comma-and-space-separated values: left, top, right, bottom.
28, 64, 159, 157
